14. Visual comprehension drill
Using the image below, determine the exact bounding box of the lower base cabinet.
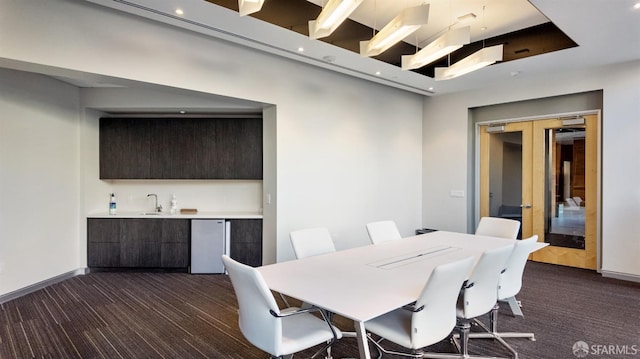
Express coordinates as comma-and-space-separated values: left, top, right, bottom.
88, 218, 189, 269
87, 218, 262, 270
229, 219, 262, 267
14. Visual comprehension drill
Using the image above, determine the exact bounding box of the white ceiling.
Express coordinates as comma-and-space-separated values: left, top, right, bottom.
81, 0, 640, 96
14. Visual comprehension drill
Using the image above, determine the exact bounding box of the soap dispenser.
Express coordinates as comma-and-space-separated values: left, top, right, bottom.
170, 194, 178, 215
109, 193, 117, 215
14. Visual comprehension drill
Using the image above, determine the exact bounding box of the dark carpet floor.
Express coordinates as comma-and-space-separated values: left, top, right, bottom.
1, 261, 639, 358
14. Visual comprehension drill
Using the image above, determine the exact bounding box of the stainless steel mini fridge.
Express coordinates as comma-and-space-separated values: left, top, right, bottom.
191, 219, 226, 274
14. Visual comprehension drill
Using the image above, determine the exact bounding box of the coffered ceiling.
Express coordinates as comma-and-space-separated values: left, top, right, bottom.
83, 0, 640, 96
206, 0, 576, 78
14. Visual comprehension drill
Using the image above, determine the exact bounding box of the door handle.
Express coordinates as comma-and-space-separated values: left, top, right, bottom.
520, 203, 532, 209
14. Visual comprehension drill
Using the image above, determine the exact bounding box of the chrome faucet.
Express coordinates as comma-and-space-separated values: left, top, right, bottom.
147, 193, 162, 212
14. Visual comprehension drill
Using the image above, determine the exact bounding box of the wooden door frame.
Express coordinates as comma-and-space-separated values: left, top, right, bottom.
530, 115, 598, 269
475, 112, 601, 270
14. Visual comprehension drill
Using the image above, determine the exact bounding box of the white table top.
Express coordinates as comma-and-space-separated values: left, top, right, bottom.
258, 230, 519, 322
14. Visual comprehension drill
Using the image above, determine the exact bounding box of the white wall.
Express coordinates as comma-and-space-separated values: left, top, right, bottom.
422, 60, 640, 280
0, 0, 423, 296
421, 95, 470, 231
0, 69, 81, 294
598, 61, 640, 279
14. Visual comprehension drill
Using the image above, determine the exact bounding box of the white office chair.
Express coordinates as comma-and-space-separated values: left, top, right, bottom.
475, 216, 523, 317
289, 227, 360, 351
288, 227, 335, 309
222, 255, 342, 359
468, 236, 539, 358
448, 244, 515, 359
290, 227, 337, 259
475, 217, 521, 239
572, 196, 584, 207
364, 256, 476, 358
366, 220, 402, 244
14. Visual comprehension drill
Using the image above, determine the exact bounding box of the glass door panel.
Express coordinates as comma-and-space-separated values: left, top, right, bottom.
487, 131, 523, 238
544, 127, 586, 249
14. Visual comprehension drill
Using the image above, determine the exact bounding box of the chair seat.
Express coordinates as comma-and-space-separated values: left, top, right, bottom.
363, 256, 476, 357
456, 290, 488, 319
365, 307, 414, 349
279, 309, 343, 356
223, 255, 341, 359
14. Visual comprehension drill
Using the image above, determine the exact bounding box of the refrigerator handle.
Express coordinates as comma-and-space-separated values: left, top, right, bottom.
225, 220, 231, 258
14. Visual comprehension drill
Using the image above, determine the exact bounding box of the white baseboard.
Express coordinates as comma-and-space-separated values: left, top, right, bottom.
0, 268, 88, 304
601, 270, 640, 283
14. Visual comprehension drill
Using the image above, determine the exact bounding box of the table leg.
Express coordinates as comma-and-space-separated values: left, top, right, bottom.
354, 320, 371, 359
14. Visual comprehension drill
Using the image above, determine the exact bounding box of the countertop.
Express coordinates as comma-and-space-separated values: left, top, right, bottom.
87, 211, 262, 219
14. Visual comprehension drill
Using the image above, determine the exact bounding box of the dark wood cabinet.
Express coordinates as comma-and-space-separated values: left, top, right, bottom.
211, 119, 263, 179
229, 219, 262, 267
120, 219, 162, 268
160, 219, 190, 268
87, 218, 121, 267
88, 218, 261, 270
99, 119, 151, 179
88, 218, 189, 269
149, 119, 198, 179
99, 117, 262, 179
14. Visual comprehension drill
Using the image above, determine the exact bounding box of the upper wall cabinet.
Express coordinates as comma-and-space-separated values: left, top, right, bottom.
99, 117, 263, 179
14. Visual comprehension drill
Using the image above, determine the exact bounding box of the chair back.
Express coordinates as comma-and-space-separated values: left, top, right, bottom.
289, 227, 336, 259
366, 220, 402, 244
498, 235, 539, 300
475, 217, 520, 239
410, 256, 475, 349
459, 244, 514, 319
222, 255, 282, 355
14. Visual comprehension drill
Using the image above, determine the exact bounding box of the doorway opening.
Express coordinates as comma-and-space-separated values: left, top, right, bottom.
477, 113, 600, 270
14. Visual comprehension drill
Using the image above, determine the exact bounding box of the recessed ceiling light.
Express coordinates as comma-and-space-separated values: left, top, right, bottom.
428, 87, 434, 91
298, 47, 304, 52
375, 71, 381, 76
179, 110, 186, 114
634, 2, 640, 9
175, 8, 184, 15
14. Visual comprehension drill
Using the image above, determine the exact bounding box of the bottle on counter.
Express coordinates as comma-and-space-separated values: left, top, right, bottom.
109, 193, 117, 215
170, 194, 178, 215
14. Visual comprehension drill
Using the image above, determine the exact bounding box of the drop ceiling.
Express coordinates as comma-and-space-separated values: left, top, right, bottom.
206, 0, 577, 78
83, 0, 640, 96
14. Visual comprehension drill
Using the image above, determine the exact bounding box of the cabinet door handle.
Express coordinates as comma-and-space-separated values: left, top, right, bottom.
520, 203, 532, 209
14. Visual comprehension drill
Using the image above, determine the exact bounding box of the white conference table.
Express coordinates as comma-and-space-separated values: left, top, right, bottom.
258, 231, 544, 359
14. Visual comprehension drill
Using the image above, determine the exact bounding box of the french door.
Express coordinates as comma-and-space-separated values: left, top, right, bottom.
479, 114, 598, 269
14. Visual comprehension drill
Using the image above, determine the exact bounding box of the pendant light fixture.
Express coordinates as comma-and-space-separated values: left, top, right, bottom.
238, 0, 264, 16
434, 44, 503, 80
401, 26, 470, 70
309, 0, 364, 39
360, 4, 430, 57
